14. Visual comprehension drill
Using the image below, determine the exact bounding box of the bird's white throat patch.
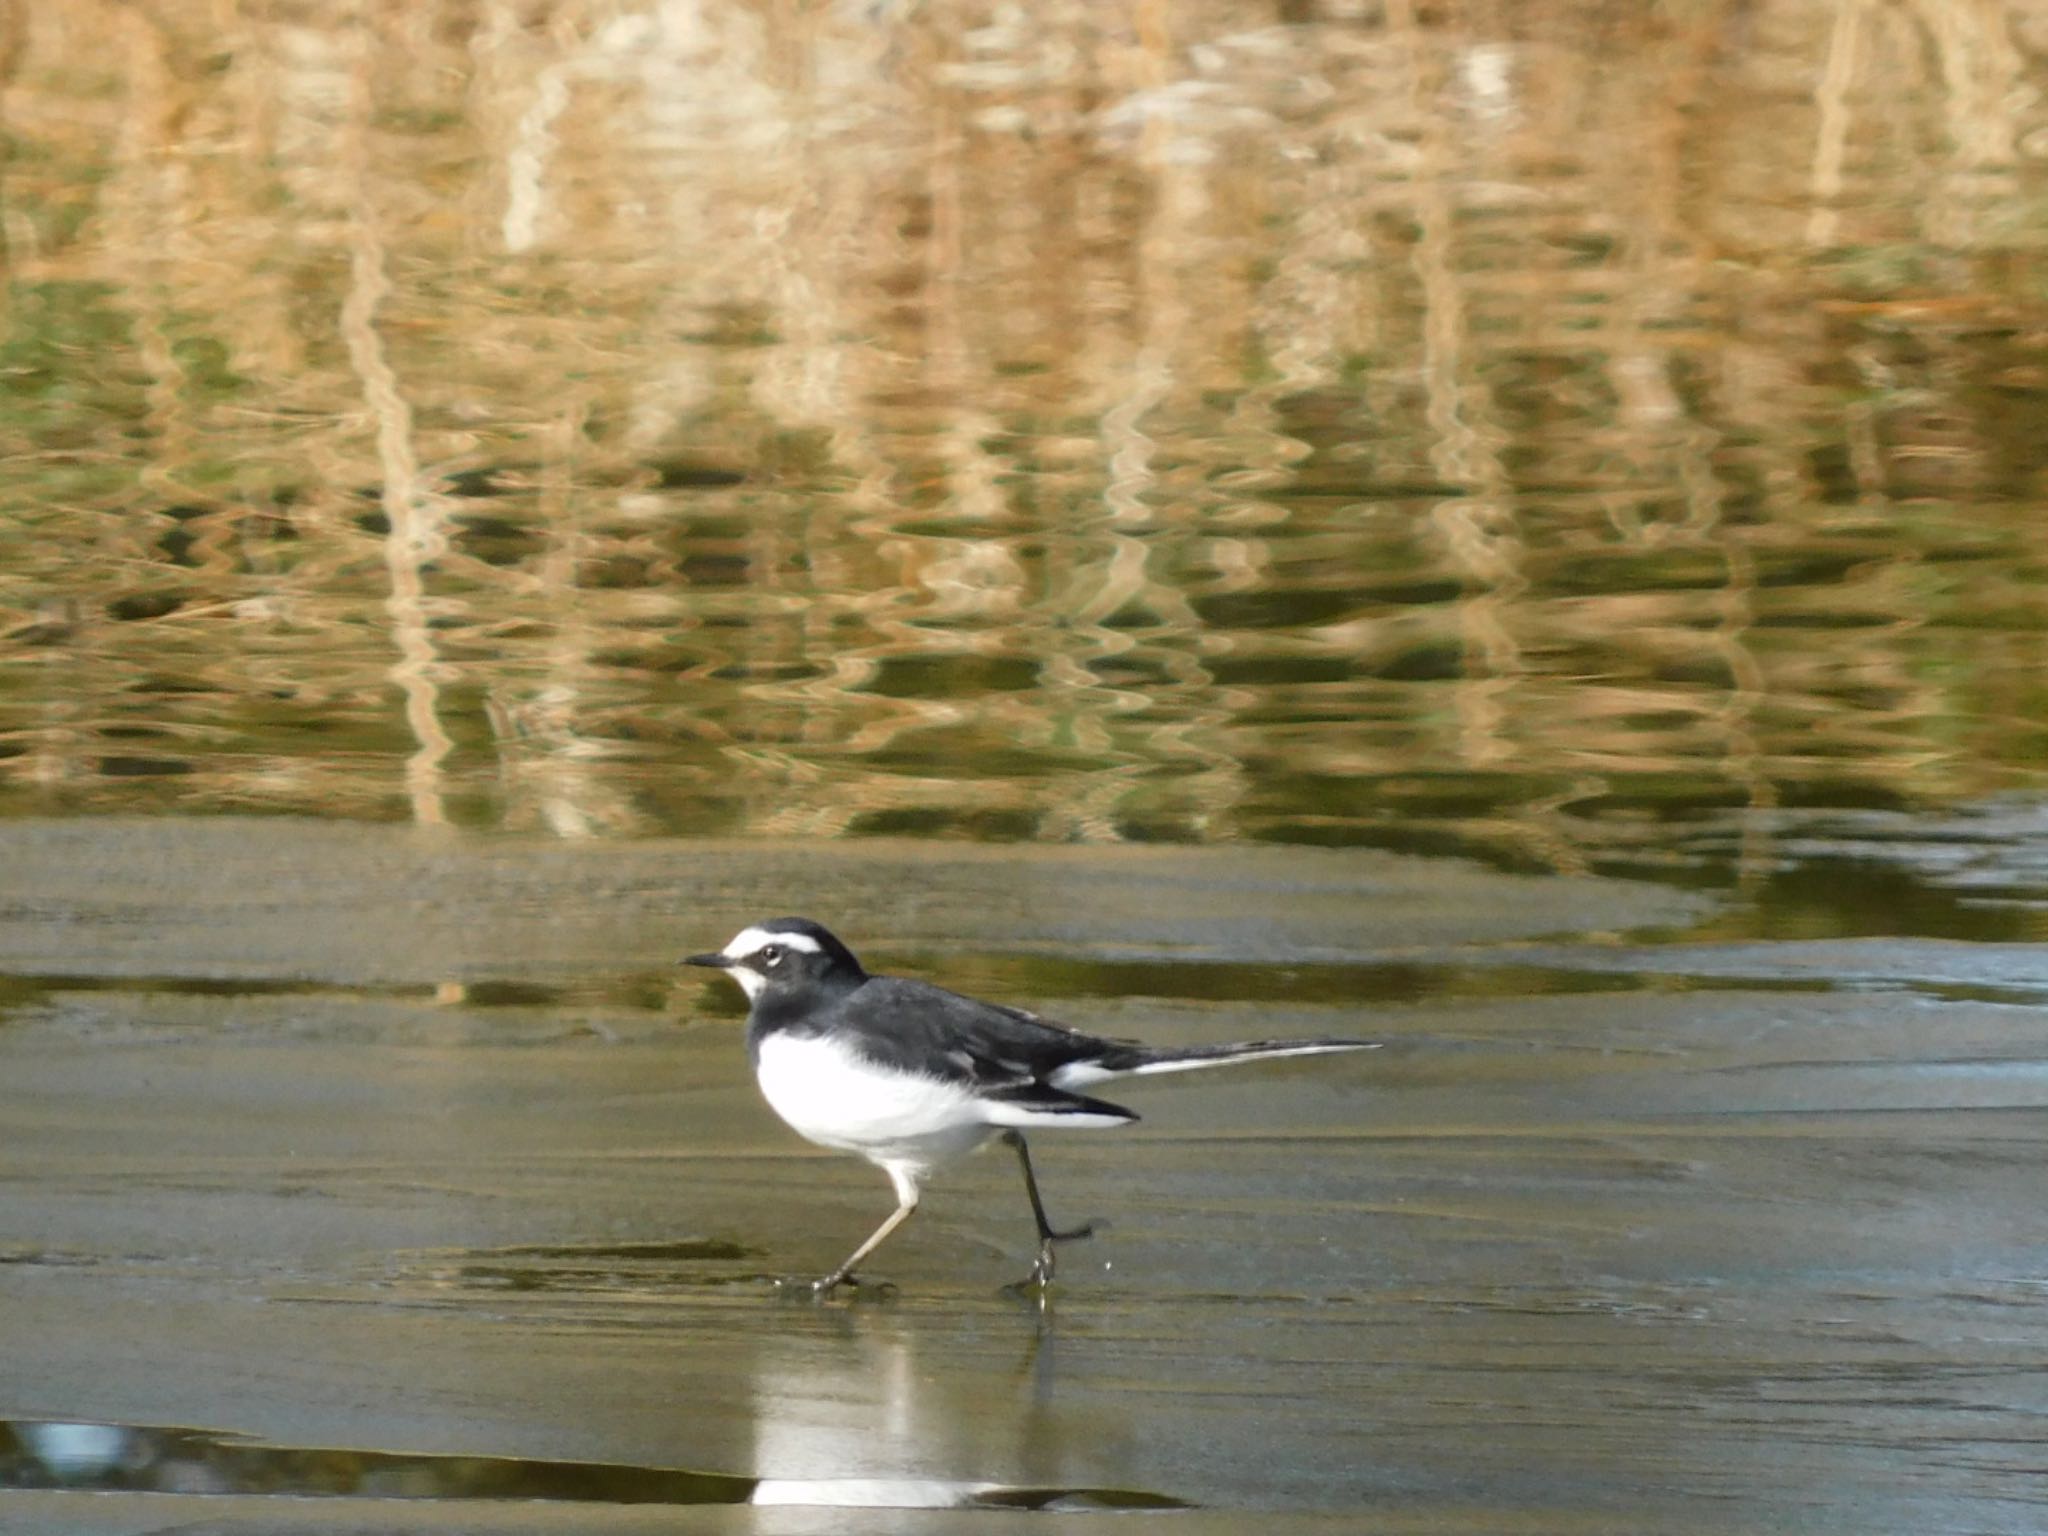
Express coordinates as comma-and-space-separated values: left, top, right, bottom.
723, 966, 768, 1002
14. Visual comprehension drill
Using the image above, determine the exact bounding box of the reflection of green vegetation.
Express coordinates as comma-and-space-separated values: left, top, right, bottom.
0, 282, 143, 434
863, 654, 1041, 698
0, 1, 2043, 871
166, 333, 244, 397
849, 806, 1041, 839
1811, 244, 1946, 296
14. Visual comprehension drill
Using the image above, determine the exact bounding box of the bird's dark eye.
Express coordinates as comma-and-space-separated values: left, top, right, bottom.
759, 944, 783, 966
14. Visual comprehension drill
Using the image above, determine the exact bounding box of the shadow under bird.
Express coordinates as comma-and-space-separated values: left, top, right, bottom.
684, 917, 1378, 1294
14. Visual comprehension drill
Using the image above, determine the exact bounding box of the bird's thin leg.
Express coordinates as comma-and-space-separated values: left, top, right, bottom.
812, 1197, 917, 1294
1003, 1130, 1093, 1287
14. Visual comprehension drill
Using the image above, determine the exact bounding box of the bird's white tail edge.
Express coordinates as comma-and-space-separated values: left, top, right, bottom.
1053, 1039, 1378, 1089
1127, 1040, 1380, 1076
980, 1102, 1135, 1130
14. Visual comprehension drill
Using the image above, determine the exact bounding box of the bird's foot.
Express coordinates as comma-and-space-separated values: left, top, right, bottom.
769, 1273, 828, 1301
1001, 1246, 1062, 1301
773, 1271, 895, 1303
1005, 1221, 1098, 1295
1031, 1242, 1058, 1287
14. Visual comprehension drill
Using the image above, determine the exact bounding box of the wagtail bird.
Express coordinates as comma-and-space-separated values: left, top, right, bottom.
684, 916, 1378, 1294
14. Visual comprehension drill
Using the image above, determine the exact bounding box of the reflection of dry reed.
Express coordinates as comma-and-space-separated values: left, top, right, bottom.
0, 0, 2044, 866
340, 7, 452, 829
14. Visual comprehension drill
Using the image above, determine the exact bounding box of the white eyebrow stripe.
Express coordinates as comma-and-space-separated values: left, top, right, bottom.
724, 925, 823, 959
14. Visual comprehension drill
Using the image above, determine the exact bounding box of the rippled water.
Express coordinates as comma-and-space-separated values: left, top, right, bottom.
2, 0, 2045, 871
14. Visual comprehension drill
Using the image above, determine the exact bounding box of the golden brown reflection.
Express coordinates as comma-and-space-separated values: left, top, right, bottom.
0, 1, 2044, 864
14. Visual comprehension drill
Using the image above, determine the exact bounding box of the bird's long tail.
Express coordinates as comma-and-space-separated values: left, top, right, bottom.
1053, 1037, 1377, 1088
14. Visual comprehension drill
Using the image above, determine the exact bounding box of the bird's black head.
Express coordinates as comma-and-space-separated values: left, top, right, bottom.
682, 917, 866, 1007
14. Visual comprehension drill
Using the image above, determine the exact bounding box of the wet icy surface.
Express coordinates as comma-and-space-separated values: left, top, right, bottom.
3, 820, 2047, 1533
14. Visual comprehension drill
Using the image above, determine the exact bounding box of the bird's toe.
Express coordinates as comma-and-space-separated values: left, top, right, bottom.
769, 1273, 842, 1302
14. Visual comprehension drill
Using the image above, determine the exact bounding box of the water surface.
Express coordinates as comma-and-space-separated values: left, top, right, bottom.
3, 822, 2047, 1532
0, 0, 2043, 870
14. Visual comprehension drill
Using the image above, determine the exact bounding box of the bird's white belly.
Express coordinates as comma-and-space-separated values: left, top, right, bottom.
754, 1031, 994, 1175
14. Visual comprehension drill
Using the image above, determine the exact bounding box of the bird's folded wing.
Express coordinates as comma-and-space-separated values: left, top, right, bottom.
828, 975, 1127, 1090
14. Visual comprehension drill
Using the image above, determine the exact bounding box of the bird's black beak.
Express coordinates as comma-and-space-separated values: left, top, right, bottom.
682, 952, 732, 969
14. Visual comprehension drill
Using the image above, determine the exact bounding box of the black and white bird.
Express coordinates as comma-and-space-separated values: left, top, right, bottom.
684, 917, 1378, 1294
